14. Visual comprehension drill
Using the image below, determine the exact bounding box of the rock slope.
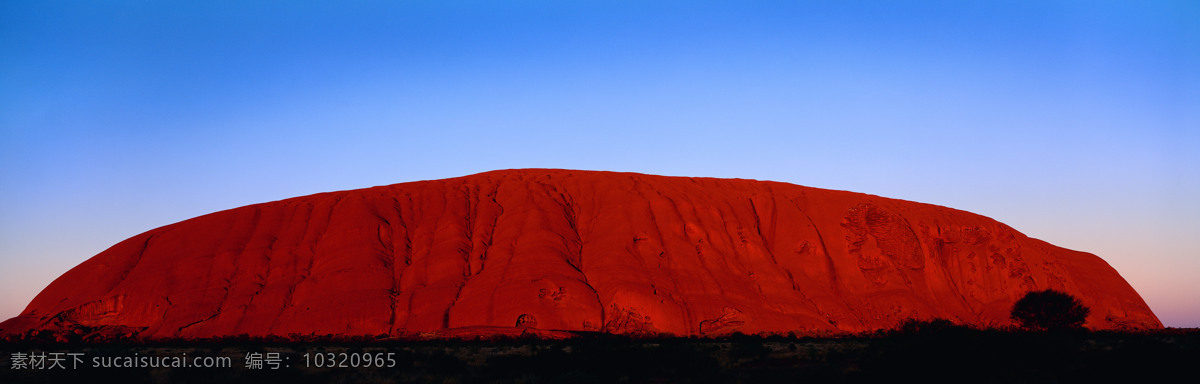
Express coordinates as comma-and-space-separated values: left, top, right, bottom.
0, 169, 1161, 339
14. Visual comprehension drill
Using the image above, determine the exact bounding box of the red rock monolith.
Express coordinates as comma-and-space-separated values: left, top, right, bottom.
0, 169, 1161, 339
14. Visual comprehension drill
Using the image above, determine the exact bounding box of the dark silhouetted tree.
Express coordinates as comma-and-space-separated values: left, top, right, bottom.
1010, 289, 1090, 331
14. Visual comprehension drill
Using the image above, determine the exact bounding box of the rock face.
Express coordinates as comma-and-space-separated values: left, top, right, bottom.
0, 169, 1161, 339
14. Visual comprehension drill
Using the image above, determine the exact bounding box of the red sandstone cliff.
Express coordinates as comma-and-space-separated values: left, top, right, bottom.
0, 169, 1161, 339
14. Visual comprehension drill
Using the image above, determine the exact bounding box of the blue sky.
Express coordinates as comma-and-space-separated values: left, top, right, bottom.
2, 1, 1197, 327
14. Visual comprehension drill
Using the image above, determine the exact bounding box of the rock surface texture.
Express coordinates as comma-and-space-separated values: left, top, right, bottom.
1, 170, 1161, 339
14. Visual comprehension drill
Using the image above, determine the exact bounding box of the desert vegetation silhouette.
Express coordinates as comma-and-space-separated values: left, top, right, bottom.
1010, 289, 1091, 331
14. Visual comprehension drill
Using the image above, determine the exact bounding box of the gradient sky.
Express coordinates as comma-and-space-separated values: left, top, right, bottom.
2, 1, 1197, 327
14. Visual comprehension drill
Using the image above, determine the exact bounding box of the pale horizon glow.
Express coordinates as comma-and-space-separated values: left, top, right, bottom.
1, 1, 1197, 327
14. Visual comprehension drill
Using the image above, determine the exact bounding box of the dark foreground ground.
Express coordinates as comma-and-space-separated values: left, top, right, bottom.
2, 327, 1197, 383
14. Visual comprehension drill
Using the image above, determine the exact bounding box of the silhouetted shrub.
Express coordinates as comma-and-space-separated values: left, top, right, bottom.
893, 318, 961, 335
1010, 289, 1090, 331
